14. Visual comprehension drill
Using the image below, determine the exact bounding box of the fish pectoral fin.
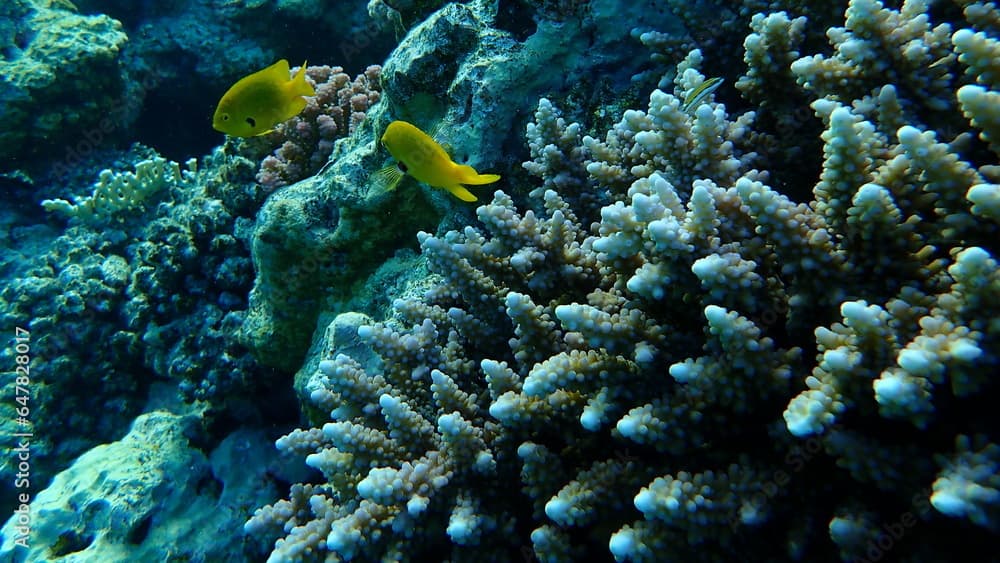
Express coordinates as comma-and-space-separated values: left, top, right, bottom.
428, 121, 442, 137
428, 121, 450, 148
253, 128, 276, 137
442, 184, 478, 202
370, 163, 406, 195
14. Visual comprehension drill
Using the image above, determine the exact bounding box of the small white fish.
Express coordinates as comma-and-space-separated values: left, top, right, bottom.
682, 77, 723, 114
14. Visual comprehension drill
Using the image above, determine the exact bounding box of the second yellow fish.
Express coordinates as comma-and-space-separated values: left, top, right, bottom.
212, 59, 315, 137
378, 120, 501, 202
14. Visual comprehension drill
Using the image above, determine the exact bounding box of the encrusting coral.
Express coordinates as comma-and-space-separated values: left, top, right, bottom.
0, 0, 129, 166
248, 0, 999, 561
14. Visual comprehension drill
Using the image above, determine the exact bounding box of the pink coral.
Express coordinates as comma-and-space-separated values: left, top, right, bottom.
255, 64, 382, 190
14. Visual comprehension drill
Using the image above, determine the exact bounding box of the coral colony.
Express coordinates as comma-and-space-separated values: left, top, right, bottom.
0, 0, 998, 562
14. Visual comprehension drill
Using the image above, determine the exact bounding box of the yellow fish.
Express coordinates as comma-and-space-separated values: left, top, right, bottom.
212, 59, 315, 137
377, 121, 501, 202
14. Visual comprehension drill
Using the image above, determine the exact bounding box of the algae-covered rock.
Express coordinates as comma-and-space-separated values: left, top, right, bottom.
0, 411, 284, 562
0, 0, 129, 169
238, 144, 440, 371
367, 0, 450, 31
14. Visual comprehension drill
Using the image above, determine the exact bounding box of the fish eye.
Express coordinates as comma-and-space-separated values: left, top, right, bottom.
222, 114, 229, 121
245, 117, 256, 128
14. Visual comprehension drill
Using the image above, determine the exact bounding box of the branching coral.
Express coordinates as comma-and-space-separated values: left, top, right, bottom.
248, 0, 999, 560
42, 156, 195, 223
931, 434, 1000, 530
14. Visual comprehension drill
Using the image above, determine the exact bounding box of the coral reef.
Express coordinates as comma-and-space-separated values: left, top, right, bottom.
367, 0, 448, 31
1, 0, 998, 562
239, 0, 681, 372
1, 0, 392, 167
0, 145, 269, 516
931, 434, 1000, 531
247, 0, 999, 561
256, 64, 382, 191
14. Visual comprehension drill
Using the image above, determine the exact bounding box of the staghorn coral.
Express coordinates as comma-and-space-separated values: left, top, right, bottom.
636, 0, 842, 89
789, 0, 957, 118
248, 0, 999, 561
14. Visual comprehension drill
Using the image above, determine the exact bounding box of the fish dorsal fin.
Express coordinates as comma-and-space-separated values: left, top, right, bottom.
272, 59, 291, 75
290, 61, 315, 97
265, 59, 291, 82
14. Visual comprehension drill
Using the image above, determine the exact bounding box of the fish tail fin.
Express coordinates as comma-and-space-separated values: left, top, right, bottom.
291, 61, 315, 97
442, 184, 478, 202
455, 164, 501, 185
370, 163, 406, 196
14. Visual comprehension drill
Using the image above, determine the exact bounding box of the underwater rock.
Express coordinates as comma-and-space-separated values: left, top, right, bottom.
0, 411, 286, 562
0, 0, 129, 169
